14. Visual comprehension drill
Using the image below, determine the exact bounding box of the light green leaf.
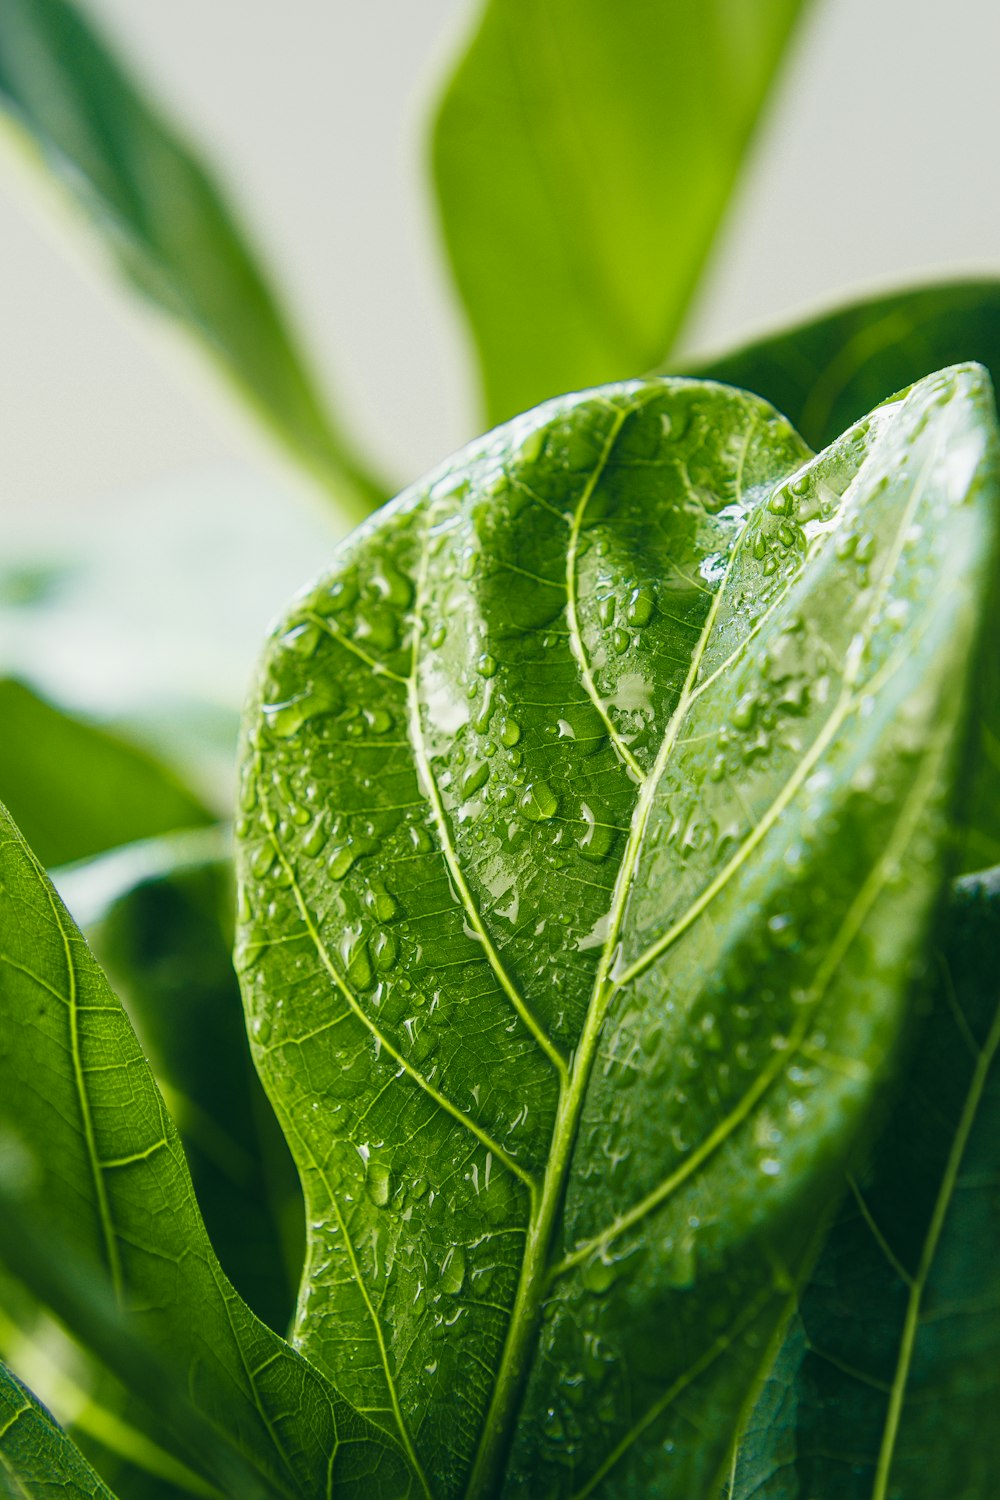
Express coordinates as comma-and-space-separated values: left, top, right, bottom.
0, 802, 415, 1498
432, 0, 811, 425
0, 679, 212, 868
729, 867, 1000, 1500
237, 365, 999, 1497
0, 1359, 116, 1500
682, 280, 1000, 871
0, 0, 384, 520
54, 829, 302, 1332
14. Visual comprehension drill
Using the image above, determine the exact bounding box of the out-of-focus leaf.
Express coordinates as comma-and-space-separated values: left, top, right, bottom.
729, 867, 1000, 1500
0, 801, 416, 1497
684, 280, 1000, 873
0, 678, 212, 867
54, 832, 302, 1332
685, 279, 1000, 450
0, 1358, 116, 1500
237, 365, 998, 1497
432, 0, 811, 424
0, 0, 385, 520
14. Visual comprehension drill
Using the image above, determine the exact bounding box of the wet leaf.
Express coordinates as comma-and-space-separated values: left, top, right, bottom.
729, 867, 1000, 1500
237, 366, 999, 1497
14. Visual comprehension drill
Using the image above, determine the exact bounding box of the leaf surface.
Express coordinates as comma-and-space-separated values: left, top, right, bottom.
0, 679, 212, 868
237, 367, 999, 1497
730, 867, 1000, 1500
432, 0, 811, 424
0, 1359, 116, 1500
0, 0, 383, 519
0, 803, 414, 1499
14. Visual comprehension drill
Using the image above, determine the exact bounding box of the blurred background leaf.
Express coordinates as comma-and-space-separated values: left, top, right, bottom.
432, 0, 813, 424
0, 0, 385, 522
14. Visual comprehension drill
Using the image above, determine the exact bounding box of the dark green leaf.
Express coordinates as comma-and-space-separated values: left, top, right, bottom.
684, 279, 1000, 451
432, 0, 811, 424
237, 366, 999, 1497
0, 679, 212, 868
0, 0, 385, 519
730, 868, 1000, 1500
54, 831, 302, 1331
0, 802, 414, 1498
0, 1359, 116, 1500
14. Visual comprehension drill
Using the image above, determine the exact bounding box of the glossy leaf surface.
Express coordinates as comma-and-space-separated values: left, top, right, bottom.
0, 679, 211, 868
432, 0, 810, 424
0, 1359, 115, 1500
237, 367, 999, 1498
0, 0, 383, 518
0, 803, 412, 1499
729, 867, 1000, 1500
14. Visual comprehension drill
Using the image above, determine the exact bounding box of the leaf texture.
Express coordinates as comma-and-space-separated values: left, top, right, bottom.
729, 867, 1000, 1500
0, 802, 413, 1499
0, 1359, 115, 1500
432, 0, 811, 424
237, 367, 1000, 1497
0, 0, 383, 518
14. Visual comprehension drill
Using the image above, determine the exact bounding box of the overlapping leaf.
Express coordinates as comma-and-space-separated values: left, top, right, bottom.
0, 1359, 115, 1500
0, 0, 383, 518
432, 0, 811, 423
0, 802, 413, 1499
729, 867, 1000, 1500
237, 366, 999, 1497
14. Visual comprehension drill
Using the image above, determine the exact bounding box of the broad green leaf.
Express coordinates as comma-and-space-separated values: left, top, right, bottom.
0, 802, 415, 1498
0, 1359, 116, 1500
237, 366, 999, 1498
684, 280, 1000, 451
54, 830, 302, 1331
0, 0, 384, 520
0, 679, 212, 868
432, 0, 811, 425
730, 867, 1000, 1500
682, 281, 1000, 871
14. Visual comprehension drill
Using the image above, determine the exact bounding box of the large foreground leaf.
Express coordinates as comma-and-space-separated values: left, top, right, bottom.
0, 802, 413, 1497
0, 1359, 115, 1499
730, 867, 1000, 1500
0, 679, 212, 868
237, 366, 999, 1498
432, 0, 811, 424
0, 0, 383, 518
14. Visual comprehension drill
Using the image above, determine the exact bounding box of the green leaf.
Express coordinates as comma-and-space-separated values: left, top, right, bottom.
729, 867, 1000, 1500
432, 0, 811, 425
0, 802, 414, 1498
55, 829, 302, 1332
683, 281, 1000, 872
0, 0, 385, 520
0, 1358, 116, 1500
0, 679, 212, 868
684, 279, 1000, 451
237, 365, 999, 1497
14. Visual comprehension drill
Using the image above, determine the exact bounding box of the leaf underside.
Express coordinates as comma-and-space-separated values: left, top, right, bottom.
237, 367, 999, 1498
730, 867, 1000, 1500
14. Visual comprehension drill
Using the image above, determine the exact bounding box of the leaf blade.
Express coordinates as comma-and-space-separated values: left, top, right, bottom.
0, 1359, 117, 1500
0, 0, 384, 518
432, 0, 811, 424
238, 366, 1000, 1496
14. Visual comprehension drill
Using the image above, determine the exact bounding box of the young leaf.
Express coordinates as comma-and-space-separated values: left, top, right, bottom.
684, 279, 1000, 450
0, 1359, 116, 1499
0, 0, 385, 520
0, 802, 414, 1498
432, 0, 812, 424
0, 679, 212, 868
730, 867, 1000, 1500
237, 366, 999, 1497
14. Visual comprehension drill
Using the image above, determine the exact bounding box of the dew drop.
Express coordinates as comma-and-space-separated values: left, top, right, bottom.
366, 1162, 392, 1207
520, 781, 559, 821
440, 1245, 466, 1296
463, 762, 490, 797
477, 652, 498, 679
626, 587, 654, 627
499, 716, 522, 747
